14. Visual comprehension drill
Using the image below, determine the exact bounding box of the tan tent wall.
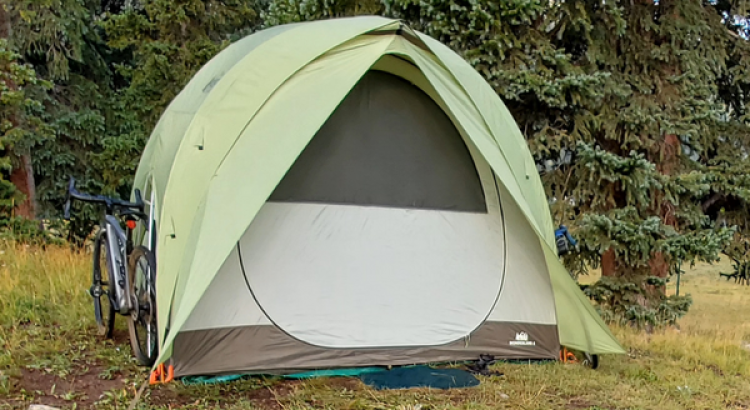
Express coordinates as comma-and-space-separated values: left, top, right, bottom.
489, 181, 557, 325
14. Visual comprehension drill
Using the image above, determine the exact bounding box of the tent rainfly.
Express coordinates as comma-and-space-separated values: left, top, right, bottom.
132, 16, 625, 377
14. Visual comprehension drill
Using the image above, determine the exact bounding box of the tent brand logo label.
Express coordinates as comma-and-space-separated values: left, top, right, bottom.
509, 331, 536, 346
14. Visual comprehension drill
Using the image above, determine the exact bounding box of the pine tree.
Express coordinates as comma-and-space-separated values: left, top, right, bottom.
544, 0, 747, 326
700, 1, 750, 280
1, 0, 146, 239
0, 38, 52, 225
263, 0, 381, 25
2, 0, 262, 238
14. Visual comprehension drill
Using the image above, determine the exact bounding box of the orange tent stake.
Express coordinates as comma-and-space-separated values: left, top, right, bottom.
559, 347, 578, 364
149, 363, 174, 385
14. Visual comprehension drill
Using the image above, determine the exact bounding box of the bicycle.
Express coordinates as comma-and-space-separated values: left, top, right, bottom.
64, 178, 158, 366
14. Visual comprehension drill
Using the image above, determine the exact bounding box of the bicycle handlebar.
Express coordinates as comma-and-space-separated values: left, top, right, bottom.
64, 177, 144, 220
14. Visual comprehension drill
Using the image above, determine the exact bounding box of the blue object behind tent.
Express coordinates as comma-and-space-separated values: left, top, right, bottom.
555, 225, 577, 255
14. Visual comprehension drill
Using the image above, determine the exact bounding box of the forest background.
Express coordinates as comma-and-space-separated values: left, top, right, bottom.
1, 0, 750, 325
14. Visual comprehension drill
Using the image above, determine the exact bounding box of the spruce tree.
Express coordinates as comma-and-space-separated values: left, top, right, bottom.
0, 39, 52, 227
545, 0, 746, 326
1, 0, 145, 239
701, 1, 750, 281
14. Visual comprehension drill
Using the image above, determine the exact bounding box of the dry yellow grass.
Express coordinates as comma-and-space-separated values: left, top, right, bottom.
584, 257, 750, 371
0, 242, 91, 327
1, 242, 749, 409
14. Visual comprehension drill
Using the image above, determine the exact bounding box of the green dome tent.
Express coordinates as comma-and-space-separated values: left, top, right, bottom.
132, 16, 624, 377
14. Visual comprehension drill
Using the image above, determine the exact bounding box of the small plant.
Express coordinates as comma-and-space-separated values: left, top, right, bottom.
719, 259, 750, 286
0, 217, 65, 246
96, 389, 131, 407
99, 366, 122, 380
719, 237, 750, 286
581, 276, 693, 328
61, 390, 82, 401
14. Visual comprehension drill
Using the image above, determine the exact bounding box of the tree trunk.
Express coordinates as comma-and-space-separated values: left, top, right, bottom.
601, 249, 616, 277
648, 252, 670, 278
650, 134, 680, 292
9, 153, 37, 218
601, 134, 679, 289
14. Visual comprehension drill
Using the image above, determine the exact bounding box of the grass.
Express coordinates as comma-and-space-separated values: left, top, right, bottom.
0, 241, 749, 409
0, 243, 142, 408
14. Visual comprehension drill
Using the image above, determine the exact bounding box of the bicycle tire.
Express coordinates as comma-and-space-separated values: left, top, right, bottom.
563, 347, 600, 370
581, 352, 599, 370
91, 233, 115, 338
126, 246, 158, 366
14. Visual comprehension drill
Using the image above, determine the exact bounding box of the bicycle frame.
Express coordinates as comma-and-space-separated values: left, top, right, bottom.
100, 214, 134, 314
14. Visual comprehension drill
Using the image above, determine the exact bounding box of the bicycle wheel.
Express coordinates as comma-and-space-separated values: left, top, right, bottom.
91, 233, 115, 338
581, 353, 599, 370
127, 246, 158, 366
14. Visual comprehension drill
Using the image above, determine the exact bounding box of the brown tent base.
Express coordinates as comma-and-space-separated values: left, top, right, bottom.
172, 322, 559, 377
